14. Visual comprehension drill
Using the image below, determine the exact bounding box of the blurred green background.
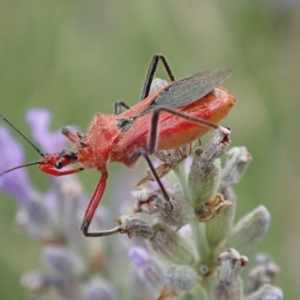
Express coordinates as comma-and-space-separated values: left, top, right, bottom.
0, 0, 299, 298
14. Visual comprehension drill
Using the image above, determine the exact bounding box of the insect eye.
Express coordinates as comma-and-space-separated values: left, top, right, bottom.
55, 161, 63, 169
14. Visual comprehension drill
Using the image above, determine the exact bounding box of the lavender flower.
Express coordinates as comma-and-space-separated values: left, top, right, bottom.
129, 247, 163, 298
162, 264, 198, 292
84, 278, 118, 300
26, 108, 66, 153
212, 248, 248, 300
0, 109, 121, 299
42, 246, 85, 277
119, 125, 282, 299
0, 126, 37, 203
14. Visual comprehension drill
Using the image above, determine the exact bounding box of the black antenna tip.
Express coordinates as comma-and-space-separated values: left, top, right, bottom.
0, 113, 45, 157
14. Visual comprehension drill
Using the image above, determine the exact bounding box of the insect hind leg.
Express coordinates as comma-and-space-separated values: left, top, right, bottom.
148, 106, 219, 155
114, 101, 131, 115
141, 54, 176, 101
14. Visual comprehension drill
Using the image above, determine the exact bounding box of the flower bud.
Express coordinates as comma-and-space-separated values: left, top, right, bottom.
212, 248, 248, 300
154, 144, 192, 166
116, 216, 154, 239
200, 127, 231, 161
245, 254, 280, 294
246, 285, 283, 300
129, 247, 163, 298
205, 194, 234, 248
59, 175, 84, 201
129, 246, 151, 268
15, 198, 55, 240
137, 144, 192, 186
222, 147, 252, 187
226, 206, 271, 251
26, 108, 66, 153
188, 151, 221, 207
196, 193, 232, 222
162, 264, 198, 292
0, 126, 36, 203
42, 246, 85, 277
147, 223, 196, 266
84, 278, 118, 300
21, 271, 51, 295
149, 78, 169, 95
188, 127, 230, 208
132, 188, 194, 229
22, 270, 86, 299
178, 224, 193, 239
118, 216, 196, 267
218, 185, 236, 205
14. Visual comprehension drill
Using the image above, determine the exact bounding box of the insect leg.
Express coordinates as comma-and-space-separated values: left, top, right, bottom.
40, 164, 84, 176
61, 127, 77, 143
138, 148, 171, 205
81, 170, 122, 237
114, 101, 131, 115
115, 53, 174, 114
81, 225, 122, 237
114, 54, 174, 115
141, 54, 175, 100
148, 106, 218, 155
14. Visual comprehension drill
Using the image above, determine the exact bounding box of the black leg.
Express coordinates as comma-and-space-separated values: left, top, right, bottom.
138, 148, 171, 205
114, 101, 131, 115
148, 106, 218, 155
141, 54, 176, 101
114, 54, 175, 115
81, 221, 122, 237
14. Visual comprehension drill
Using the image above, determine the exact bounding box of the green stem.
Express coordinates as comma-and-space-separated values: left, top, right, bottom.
189, 282, 208, 300
173, 162, 190, 201
190, 218, 210, 264
173, 161, 211, 265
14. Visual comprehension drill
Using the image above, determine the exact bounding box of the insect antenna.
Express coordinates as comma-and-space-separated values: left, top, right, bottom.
0, 161, 45, 177
0, 113, 44, 157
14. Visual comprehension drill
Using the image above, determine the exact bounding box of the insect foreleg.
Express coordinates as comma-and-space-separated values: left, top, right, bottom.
81, 169, 122, 237
39, 165, 84, 176
61, 127, 78, 143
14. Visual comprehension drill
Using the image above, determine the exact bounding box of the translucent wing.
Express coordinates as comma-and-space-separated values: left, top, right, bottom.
142, 69, 231, 113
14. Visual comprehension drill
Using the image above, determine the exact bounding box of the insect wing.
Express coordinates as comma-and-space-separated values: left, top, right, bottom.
143, 69, 231, 113
115, 69, 231, 133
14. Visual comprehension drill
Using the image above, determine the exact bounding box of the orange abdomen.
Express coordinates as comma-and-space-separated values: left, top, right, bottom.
155, 87, 235, 150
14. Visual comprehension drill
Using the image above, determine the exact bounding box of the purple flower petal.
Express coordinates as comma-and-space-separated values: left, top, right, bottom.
15, 203, 52, 240
129, 247, 150, 269
84, 278, 119, 300
185, 155, 193, 174
0, 126, 24, 164
0, 126, 36, 203
42, 246, 84, 277
178, 224, 192, 239
128, 246, 163, 298
26, 108, 66, 154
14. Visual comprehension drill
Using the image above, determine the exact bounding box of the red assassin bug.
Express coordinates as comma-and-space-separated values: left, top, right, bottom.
0, 54, 235, 237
